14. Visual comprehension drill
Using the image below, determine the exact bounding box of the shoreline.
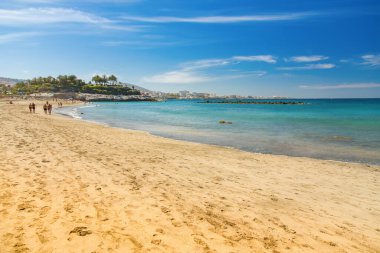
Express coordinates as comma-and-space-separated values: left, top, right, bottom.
1, 100, 379, 252
56, 102, 380, 166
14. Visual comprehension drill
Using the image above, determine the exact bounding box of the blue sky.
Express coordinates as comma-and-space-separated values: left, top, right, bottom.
0, 0, 380, 98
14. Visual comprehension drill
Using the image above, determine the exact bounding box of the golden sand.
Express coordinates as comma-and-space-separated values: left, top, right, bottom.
0, 100, 379, 252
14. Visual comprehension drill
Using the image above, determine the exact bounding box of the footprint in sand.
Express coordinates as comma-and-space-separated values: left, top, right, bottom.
263, 236, 277, 249
39, 206, 51, 217
69, 226, 92, 236
161, 206, 170, 214
17, 202, 35, 211
151, 238, 161, 245
193, 237, 210, 250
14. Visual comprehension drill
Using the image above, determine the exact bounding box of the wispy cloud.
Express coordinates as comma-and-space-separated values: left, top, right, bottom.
123, 12, 317, 24
300, 83, 380, 90
9, 0, 59, 3
0, 7, 140, 31
182, 59, 231, 71
0, 8, 108, 25
224, 70, 267, 79
11, 0, 141, 3
142, 55, 271, 84
233, 55, 277, 63
142, 71, 210, 84
141, 69, 267, 84
102, 40, 185, 48
182, 55, 277, 71
361, 54, 380, 66
287, 55, 328, 63
278, 63, 335, 71
0, 32, 41, 44
85, 0, 142, 3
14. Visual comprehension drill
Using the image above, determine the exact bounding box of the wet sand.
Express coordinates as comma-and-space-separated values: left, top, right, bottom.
0, 100, 379, 252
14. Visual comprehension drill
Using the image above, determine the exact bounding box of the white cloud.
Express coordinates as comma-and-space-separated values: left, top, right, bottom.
123, 12, 317, 24
10, 0, 60, 3
142, 55, 274, 84
0, 7, 141, 31
300, 83, 380, 90
223, 70, 267, 79
102, 40, 181, 48
278, 63, 335, 70
142, 71, 210, 84
233, 55, 277, 63
86, 0, 141, 2
287, 55, 328, 63
0, 8, 109, 25
182, 59, 230, 71
141, 69, 267, 84
11, 0, 140, 3
0, 32, 41, 44
182, 55, 277, 71
361, 54, 380, 66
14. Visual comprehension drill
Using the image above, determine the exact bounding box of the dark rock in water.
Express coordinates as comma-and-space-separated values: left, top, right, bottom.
219, 120, 232, 124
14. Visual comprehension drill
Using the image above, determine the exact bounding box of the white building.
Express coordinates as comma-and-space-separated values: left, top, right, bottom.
179, 90, 190, 98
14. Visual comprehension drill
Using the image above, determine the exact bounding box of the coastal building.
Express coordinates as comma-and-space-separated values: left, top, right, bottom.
178, 90, 190, 98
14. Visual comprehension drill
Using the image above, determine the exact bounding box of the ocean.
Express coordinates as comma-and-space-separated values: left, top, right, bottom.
57, 99, 380, 165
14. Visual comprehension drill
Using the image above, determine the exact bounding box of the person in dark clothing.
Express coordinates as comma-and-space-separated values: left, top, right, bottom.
48, 103, 52, 115
43, 102, 48, 114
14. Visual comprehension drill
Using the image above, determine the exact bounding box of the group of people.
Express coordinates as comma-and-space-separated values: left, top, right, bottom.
43, 102, 53, 115
29, 101, 54, 115
28, 102, 36, 113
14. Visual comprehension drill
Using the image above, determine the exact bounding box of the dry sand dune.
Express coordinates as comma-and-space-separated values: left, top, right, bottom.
0, 100, 379, 253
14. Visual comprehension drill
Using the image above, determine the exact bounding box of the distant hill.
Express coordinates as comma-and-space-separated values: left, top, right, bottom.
0, 77, 24, 86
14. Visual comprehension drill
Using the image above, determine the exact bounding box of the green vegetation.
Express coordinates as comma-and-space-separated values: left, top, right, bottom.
91, 74, 118, 86
11, 75, 140, 96
0, 84, 12, 95
81, 84, 140, 95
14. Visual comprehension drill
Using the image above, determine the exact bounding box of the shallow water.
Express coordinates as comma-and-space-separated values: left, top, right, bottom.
57, 99, 380, 164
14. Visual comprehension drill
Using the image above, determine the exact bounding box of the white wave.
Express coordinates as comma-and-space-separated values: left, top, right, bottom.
78, 104, 97, 109
55, 107, 82, 119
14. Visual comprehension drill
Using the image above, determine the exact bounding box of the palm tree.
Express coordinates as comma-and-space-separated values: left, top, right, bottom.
108, 75, 117, 85
92, 75, 101, 85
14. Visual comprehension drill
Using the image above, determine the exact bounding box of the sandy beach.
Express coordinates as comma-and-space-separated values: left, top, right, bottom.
0, 100, 379, 253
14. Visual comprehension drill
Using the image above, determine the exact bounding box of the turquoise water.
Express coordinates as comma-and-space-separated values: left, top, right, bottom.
57, 99, 380, 164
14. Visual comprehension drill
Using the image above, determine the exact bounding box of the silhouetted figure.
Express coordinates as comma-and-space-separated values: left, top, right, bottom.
48, 103, 52, 115
29, 103, 32, 113
43, 102, 48, 114
32, 103, 36, 113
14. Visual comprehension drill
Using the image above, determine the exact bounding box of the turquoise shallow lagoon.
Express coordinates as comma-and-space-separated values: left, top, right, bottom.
57, 99, 380, 164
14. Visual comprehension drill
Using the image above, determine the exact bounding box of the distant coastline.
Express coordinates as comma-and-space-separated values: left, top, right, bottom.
199, 100, 305, 105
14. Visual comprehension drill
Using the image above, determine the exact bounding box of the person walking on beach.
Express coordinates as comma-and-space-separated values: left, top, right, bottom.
43, 102, 48, 114
29, 103, 32, 113
48, 103, 52, 115
32, 102, 36, 113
